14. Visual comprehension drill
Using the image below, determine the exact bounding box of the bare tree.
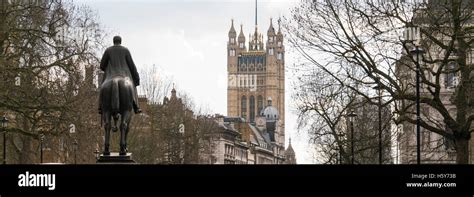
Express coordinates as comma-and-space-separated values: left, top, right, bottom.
294, 65, 393, 164
125, 65, 219, 164
286, 0, 474, 164
126, 65, 173, 163
0, 0, 106, 163
294, 67, 356, 164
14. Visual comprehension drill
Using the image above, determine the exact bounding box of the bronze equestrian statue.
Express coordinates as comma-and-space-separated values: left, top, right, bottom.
99, 36, 141, 155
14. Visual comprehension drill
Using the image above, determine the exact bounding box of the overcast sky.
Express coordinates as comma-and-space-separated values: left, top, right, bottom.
78, 0, 315, 164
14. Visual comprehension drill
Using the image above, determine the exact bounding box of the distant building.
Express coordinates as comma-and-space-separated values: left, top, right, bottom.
211, 97, 292, 164
226, 18, 285, 129
396, 53, 458, 163
222, 2, 293, 164
395, 2, 472, 164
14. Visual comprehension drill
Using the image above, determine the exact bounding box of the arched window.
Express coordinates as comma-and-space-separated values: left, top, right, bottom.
257, 95, 263, 115
250, 96, 255, 123
241, 96, 247, 119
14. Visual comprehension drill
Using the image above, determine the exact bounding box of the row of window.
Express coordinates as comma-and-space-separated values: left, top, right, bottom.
224, 156, 276, 164
250, 44, 263, 51
235, 148, 248, 160
241, 95, 264, 122
269, 37, 284, 47
224, 144, 249, 163
238, 74, 256, 88
269, 49, 284, 59
237, 63, 265, 72
400, 61, 459, 89
229, 37, 282, 47
224, 159, 235, 164
229, 49, 283, 61
224, 144, 234, 156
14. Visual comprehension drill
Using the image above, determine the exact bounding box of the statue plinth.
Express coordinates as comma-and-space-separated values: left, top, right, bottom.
96, 152, 137, 164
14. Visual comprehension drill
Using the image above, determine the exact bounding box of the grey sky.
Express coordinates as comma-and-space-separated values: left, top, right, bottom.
78, 0, 314, 164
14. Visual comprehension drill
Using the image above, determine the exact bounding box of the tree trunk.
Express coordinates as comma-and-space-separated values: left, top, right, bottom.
455, 137, 470, 164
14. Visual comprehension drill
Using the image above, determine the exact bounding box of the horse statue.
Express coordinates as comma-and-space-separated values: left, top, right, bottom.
99, 36, 141, 156
100, 76, 134, 155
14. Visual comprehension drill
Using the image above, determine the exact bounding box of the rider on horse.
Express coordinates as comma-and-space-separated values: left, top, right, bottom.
98, 36, 142, 114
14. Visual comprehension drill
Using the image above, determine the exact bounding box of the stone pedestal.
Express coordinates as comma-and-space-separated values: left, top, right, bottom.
96, 152, 137, 164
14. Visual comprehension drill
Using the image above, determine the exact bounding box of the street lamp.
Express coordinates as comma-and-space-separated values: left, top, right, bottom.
336, 146, 342, 164
1, 115, 9, 165
410, 44, 425, 165
40, 133, 45, 163
373, 80, 384, 164
347, 110, 357, 164
339, 148, 342, 164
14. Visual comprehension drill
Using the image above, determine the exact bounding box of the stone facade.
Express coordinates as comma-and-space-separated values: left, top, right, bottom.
396, 38, 472, 164
211, 114, 286, 164
226, 18, 285, 136
225, 12, 290, 164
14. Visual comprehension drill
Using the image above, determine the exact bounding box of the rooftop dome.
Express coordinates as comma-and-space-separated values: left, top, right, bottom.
260, 97, 279, 121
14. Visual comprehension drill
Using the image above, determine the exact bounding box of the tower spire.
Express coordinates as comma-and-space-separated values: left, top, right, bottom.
229, 18, 236, 36
278, 17, 281, 33
239, 24, 245, 39
171, 84, 177, 99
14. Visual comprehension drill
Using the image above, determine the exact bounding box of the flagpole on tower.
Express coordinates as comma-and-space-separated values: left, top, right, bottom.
255, 0, 257, 26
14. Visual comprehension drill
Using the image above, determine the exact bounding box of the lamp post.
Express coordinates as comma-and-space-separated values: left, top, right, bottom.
373, 81, 383, 164
1, 115, 9, 165
335, 146, 341, 164
410, 44, 425, 165
347, 110, 357, 164
40, 134, 45, 163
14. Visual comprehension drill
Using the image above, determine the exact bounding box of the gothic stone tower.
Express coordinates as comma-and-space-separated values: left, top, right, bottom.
226, 18, 285, 138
